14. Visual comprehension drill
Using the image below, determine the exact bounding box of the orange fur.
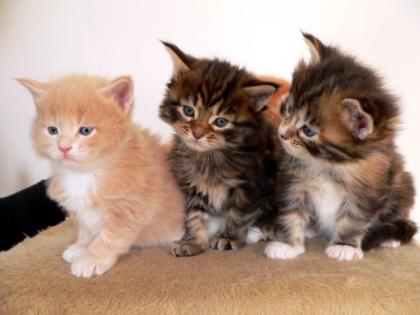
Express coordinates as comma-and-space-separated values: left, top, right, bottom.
258, 75, 290, 126
19, 74, 185, 277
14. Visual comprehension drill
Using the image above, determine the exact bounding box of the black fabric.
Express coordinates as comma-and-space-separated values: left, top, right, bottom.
0, 180, 66, 251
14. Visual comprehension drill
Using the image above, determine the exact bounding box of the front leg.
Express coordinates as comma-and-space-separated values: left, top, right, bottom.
326, 204, 370, 261
210, 207, 258, 250
171, 209, 209, 257
71, 215, 140, 278
264, 211, 306, 259
210, 185, 262, 251
264, 189, 308, 260
63, 218, 94, 263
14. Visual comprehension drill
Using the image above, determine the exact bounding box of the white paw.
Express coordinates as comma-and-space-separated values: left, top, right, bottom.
70, 254, 115, 278
326, 245, 364, 261
380, 240, 401, 248
246, 227, 263, 244
63, 244, 87, 263
264, 241, 305, 260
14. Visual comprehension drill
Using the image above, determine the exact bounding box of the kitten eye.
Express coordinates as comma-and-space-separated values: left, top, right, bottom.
213, 117, 229, 128
301, 125, 316, 137
47, 126, 59, 135
183, 105, 195, 118
79, 127, 94, 136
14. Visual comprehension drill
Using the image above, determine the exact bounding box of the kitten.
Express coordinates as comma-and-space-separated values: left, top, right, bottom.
19, 74, 185, 277
264, 33, 417, 261
159, 42, 279, 257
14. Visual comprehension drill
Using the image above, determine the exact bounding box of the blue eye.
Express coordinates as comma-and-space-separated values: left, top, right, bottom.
301, 125, 316, 137
183, 105, 195, 117
47, 126, 59, 135
214, 117, 229, 128
79, 127, 94, 136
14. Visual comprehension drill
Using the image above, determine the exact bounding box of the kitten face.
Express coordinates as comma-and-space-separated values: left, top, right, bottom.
278, 33, 399, 163
279, 93, 357, 162
159, 42, 277, 152
19, 75, 133, 170
174, 96, 237, 151
35, 114, 97, 165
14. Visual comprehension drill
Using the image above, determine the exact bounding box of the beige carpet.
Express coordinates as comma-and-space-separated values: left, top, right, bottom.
1, 220, 419, 314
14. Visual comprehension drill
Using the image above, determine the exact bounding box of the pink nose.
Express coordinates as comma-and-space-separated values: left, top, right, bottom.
59, 146, 72, 154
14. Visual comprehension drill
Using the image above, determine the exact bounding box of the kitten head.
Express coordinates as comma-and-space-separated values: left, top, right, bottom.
279, 33, 399, 163
159, 42, 278, 152
18, 74, 134, 170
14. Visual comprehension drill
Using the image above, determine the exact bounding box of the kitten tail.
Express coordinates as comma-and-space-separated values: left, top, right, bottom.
361, 218, 418, 251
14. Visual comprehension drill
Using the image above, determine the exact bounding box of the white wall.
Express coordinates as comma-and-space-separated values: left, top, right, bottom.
1, 0, 419, 226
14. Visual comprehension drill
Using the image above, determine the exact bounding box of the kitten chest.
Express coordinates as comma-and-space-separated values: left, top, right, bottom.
191, 177, 228, 213
53, 170, 103, 233
189, 169, 248, 214
306, 175, 346, 236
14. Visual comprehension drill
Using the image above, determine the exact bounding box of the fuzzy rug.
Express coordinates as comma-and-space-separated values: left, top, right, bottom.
1, 220, 419, 314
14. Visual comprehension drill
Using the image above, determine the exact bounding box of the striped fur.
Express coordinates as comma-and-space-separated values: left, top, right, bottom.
265, 33, 416, 260
159, 42, 279, 256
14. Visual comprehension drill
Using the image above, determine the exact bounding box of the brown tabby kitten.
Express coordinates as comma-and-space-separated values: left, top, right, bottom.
264, 33, 417, 261
159, 42, 279, 257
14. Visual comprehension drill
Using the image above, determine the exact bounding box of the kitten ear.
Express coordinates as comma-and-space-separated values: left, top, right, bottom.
342, 98, 374, 140
243, 81, 278, 112
17, 78, 48, 99
100, 76, 133, 115
302, 32, 329, 63
161, 41, 194, 75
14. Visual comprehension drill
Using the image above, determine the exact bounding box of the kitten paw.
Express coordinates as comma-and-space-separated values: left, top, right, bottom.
171, 240, 206, 257
210, 237, 245, 250
326, 245, 364, 261
70, 254, 115, 278
246, 227, 263, 244
63, 244, 87, 263
264, 242, 305, 259
380, 240, 401, 248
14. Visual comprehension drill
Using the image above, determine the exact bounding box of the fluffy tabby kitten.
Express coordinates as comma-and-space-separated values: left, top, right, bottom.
159, 42, 279, 257
19, 74, 185, 277
264, 33, 417, 261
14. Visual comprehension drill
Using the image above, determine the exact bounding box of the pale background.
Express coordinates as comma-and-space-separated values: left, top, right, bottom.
0, 0, 419, 227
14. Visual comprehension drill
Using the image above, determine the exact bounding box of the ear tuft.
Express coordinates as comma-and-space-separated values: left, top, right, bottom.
17, 78, 48, 99
243, 81, 278, 112
342, 98, 374, 140
301, 32, 328, 63
100, 76, 133, 115
161, 41, 194, 75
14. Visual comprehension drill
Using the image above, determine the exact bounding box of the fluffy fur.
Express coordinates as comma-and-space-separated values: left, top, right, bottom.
264, 33, 417, 260
159, 42, 279, 256
19, 74, 185, 277
2, 220, 420, 314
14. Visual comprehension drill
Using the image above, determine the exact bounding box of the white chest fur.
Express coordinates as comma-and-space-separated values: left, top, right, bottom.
54, 169, 103, 233
56, 170, 96, 209
307, 175, 346, 236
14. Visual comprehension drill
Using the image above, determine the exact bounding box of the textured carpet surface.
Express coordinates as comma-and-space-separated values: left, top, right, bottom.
1, 220, 419, 314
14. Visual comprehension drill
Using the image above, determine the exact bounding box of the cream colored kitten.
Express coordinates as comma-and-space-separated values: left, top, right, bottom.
19, 74, 185, 277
